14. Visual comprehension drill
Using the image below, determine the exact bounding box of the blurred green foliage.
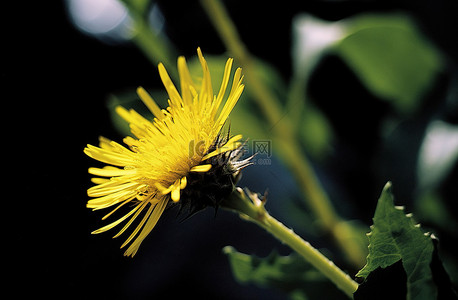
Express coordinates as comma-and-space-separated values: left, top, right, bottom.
223, 246, 345, 299
334, 14, 443, 115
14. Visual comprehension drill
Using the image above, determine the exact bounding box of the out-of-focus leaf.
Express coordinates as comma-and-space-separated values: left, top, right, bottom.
357, 182, 457, 299
229, 103, 270, 140
299, 104, 334, 158
250, 58, 288, 102
223, 246, 346, 299
292, 14, 347, 80
416, 191, 458, 236
417, 120, 458, 190
334, 14, 443, 114
291, 14, 342, 158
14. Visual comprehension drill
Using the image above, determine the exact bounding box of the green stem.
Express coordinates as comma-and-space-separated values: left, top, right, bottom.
286, 75, 307, 128
120, 0, 178, 81
132, 19, 177, 79
264, 214, 358, 298
200, 0, 366, 267
222, 189, 359, 298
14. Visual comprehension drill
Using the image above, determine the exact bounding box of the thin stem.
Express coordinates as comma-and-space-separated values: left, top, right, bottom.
222, 189, 359, 298
131, 19, 178, 79
263, 214, 358, 297
120, 0, 178, 81
200, 0, 366, 267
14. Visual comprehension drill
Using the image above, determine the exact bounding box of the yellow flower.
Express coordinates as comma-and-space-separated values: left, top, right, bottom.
84, 48, 247, 257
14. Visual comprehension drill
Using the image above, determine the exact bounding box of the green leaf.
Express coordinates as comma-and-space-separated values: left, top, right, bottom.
334, 14, 443, 114
223, 246, 346, 299
357, 182, 437, 299
299, 104, 334, 159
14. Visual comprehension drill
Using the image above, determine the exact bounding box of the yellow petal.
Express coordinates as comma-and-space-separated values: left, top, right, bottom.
190, 164, 212, 172
91, 177, 109, 184
137, 86, 165, 120
123, 198, 168, 257
120, 201, 155, 247
91, 202, 142, 234
202, 134, 243, 160
178, 56, 194, 106
158, 63, 183, 108
102, 194, 137, 220
215, 84, 244, 128
171, 185, 181, 202
113, 200, 150, 239
88, 166, 136, 177
180, 176, 187, 189
155, 182, 171, 194
212, 58, 233, 117
197, 47, 213, 105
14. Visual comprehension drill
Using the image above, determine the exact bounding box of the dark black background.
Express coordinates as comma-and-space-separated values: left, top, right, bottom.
5, 0, 458, 299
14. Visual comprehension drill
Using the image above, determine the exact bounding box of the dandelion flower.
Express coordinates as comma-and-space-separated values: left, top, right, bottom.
84, 48, 251, 257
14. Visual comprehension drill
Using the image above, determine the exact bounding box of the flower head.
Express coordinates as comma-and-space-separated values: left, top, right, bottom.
84, 48, 249, 256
